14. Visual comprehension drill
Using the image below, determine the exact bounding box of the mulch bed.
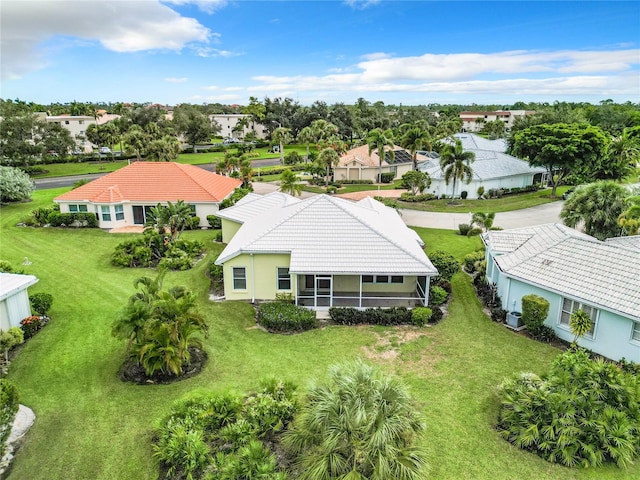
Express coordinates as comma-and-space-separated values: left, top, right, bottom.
118, 347, 207, 385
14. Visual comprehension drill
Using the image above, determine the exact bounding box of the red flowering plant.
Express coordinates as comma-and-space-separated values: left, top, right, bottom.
20, 315, 43, 339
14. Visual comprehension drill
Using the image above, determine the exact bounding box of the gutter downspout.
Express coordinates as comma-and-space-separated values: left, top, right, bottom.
250, 253, 255, 304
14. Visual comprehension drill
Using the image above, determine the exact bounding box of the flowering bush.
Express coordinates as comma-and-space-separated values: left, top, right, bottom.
20, 315, 44, 339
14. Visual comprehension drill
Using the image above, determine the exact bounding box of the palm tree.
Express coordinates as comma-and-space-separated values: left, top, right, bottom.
310, 119, 339, 145
272, 127, 292, 164
401, 126, 433, 170
146, 200, 193, 241
618, 194, 640, 235
147, 135, 180, 162
471, 212, 496, 232
297, 126, 315, 161
316, 147, 340, 187
606, 132, 639, 179
239, 156, 253, 188
367, 128, 395, 183
560, 181, 628, 240
439, 140, 475, 202
569, 309, 592, 344
279, 169, 303, 196
282, 360, 428, 480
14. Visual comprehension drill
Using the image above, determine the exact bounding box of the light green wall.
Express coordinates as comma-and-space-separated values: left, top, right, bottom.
223, 253, 293, 301
221, 218, 241, 243
332, 275, 416, 293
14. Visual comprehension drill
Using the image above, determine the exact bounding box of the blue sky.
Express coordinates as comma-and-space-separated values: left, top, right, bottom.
2, 0, 639, 106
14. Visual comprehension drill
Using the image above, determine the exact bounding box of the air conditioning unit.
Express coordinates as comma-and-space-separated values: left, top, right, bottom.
506, 311, 523, 329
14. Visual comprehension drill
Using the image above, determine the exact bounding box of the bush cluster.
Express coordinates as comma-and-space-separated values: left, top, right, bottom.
399, 192, 437, 202
411, 307, 433, 327
464, 250, 486, 273
473, 275, 506, 323
497, 348, 640, 468
329, 306, 413, 326
206, 214, 221, 229
486, 185, 539, 199
338, 179, 373, 185
29, 292, 53, 315
458, 223, 471, 235
429, 250, 461, 281
153, 379, 297, 479
0, 379, 19, 457
429, 285, 448, 306
257, 302, 318, 333
20, 315, 47, 339
379, 172, 395, 183
46, 212, 98, 228
111, 231, 204, 270
521, 294, 551, 339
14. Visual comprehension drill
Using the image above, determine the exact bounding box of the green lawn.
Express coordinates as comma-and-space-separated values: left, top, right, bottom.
1, 190, 637, 480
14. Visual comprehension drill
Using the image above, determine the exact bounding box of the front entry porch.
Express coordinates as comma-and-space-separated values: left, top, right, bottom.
295, 274, 429, 309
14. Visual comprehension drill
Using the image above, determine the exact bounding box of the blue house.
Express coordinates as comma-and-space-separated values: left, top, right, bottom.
483, 224, 640, 362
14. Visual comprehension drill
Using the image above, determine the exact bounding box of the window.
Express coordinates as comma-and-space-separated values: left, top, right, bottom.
101, 205, 111, 221
189, 204, 197, 214
69, 204, 88, 213
114, 205, 124, 221
632, 322, 640, 343
560, 298, 598, 337
375, 276, 389, 284
391, 276, 403, 284
277, 267, 291, 290
362, 275, 374, 283
233, 267, 246, 290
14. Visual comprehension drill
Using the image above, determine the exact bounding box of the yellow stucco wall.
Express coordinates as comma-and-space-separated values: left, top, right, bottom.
221, 218, 242, 243
223, 253, 293, 301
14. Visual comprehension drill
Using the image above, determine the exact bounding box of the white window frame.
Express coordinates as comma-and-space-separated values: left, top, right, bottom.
232, 267, 247, 290
631, 321, 640, 344
114, 204, 124, 221
69, 204, 88, 213
277, 267, 291, 291
101, 205, 111, 221
559, 297, 598, 339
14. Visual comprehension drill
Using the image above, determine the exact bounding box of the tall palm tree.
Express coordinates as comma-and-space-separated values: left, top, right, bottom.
283, 360, 428, 480
401, 126, 433, 170
310, 119, 339, 145
618, 194, 640, 235
279, 169, 303, 196
439, 140, 475, 201
297, 126, 315, 161
272, 127, 292, 164
316, 147, 340, 187
367, 128, 395, 183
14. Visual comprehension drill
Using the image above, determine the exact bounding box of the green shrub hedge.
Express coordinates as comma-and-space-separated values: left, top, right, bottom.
29, 292, 53, 315
379, 172, 395, 183
400, 192, 437, 202
0, 379, 19, 457
257, 302, 318, 333
429, 286, 448, 306
328, 306, 412, 326
411, 307, 433, 327
47, 212, 98, 228
429, 250, 460, 281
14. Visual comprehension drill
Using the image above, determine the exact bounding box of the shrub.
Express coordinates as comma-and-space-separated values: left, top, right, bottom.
338, 179, 373, 185
274, 292, 294, 304
429, 250, 460, 281
530, 325, 558, 343
497, 348, 640, 468
427, 305, 444, 324
206, 214, 221, 229
379, 172, 395, 183
460, 190, 468, 199
153, 424, 210, 479
0, 166, 34, 203
47, 212, 98, 228
399, 192, 436, 202
429, 286, 448, 306
214, 231, 223, 242
20, 315, 43, 339
477, 186, 485, 199
458, 223, 471, 236
411, 307, 433, 327
284, 151, 303, 165
0, 328, 24, 361
328, 307, 412, 326
521, 294, 550, 337
31, 204, 59, 225
466, 227, 483, 237
464, 250, 486, 273
257, 302, 317, 333
29, 292, 53, 315
0, 379, 19, 457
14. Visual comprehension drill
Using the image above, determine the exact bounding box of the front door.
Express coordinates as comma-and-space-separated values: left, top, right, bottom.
132, 206, 145, 225
316, 276, 332, 307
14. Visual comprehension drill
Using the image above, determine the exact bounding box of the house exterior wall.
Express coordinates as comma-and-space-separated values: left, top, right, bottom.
209, 114, 267, 139
334, 163, 412, 182
223, 253, 293, 301
57, 201, 218, 229
221, 218, 242, 243
1, 289, 32, 330
427, 174, 538, 200
46, 115, 97, 152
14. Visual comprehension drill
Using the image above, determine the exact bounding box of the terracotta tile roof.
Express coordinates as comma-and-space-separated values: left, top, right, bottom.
55, 162, 242, 203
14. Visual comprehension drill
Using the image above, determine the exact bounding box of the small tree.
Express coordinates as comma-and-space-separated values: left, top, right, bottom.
401, 170, 431, 195
279, 169, 302, 196
471, 212, 496, 232
429, 250, 460, 281
569, 309, 592, 343
521, 294, 550, 337
0, 328, 24, 363
0, 166, 35, 203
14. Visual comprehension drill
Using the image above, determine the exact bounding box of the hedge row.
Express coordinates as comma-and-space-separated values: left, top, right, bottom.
257, 302, 318, 333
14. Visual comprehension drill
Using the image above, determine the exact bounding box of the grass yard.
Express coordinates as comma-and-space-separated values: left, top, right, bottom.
1, 190, 638, 480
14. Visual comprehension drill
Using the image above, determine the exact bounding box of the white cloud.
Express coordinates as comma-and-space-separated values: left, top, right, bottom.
248, 49, 640, 97
165, 77, 189, 83
1, 0, 212, 80
163, 0, 228, 14
193, 46, 242, 58
344, 0, 380, 10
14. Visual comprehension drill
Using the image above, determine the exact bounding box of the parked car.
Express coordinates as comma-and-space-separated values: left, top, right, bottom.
99, 147, 111, 154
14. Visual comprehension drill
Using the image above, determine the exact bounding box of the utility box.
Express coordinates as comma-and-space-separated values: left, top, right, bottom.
506, 311, 523, 329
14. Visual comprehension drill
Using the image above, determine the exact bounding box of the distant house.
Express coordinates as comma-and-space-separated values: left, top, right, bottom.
459, 110, 535, 133
419, 133, 547, 199
0, 273, 39, 330
42, 114, 96, 153
209, 114, 267, 140
215, 193, 438, 311
54, 162, 242, 229
483, 224, 640, 362
334, 144, 427, 182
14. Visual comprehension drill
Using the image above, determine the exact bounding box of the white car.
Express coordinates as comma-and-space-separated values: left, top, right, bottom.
99, 147, 111, 154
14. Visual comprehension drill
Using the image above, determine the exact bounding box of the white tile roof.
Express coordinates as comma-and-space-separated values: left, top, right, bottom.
215, 191, 301, 224
216, 194, 437, 276
0, 273, 39, 301
453, 133, 508, 152
605, 235, 640, 252
485, 225, 640, 320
